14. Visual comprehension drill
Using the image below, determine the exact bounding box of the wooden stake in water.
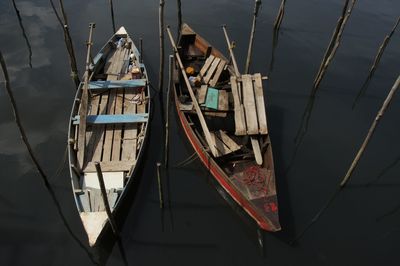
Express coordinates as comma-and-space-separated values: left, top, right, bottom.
49, 0, 80, 89
313, 0, 357, 91
165, 55, 174, 167
245, 0, 262, 74
341, 74, 400, 187
109, 0, 116, 33
139, 38, 143, 63
352, 16, 400, 108
157, 162, 164, 209
11, 0, 32, 68
294, 0, 357, 147
0, 50, 98, 265
77, 23, 95, 168
292, 74, 400, 244
159, 0, 165, 93
273, 0, 286, 32
94, 162, 118, 236
177, 0, 182, 39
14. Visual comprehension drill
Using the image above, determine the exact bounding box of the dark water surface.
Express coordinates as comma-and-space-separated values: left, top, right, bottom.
1, 0, 399, 265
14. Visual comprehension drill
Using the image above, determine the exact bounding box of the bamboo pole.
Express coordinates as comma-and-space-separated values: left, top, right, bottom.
77, 23, 95, 168
273, 0, 286, 32
11, 0, 32, 68
159, 0, 165, 93
269, 0, 286, 74
109, 0, 116, 33
49, 0, 80, 89
292, 74, 400, 244
166, 26, 219, 157
341, 74, 400, 187
165, 55, 174, 167
177, 0, 182, 39
156, 162, 164, 209
94, 162, 118, 236
352, 16, 400, 109
222, 25, 240, 77
294, 0, 357, 146
0, 50, 99, 265
245, 0, 262, 74
139, 38, 143, 63
313, 0, 357, 91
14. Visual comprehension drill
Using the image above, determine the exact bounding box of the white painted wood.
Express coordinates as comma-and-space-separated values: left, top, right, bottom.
83, 172, 124, 190
80, 211, 108, 247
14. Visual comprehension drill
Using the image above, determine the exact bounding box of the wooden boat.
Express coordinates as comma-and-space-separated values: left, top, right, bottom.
170, 24, 280, 232
68, 26, 150, 246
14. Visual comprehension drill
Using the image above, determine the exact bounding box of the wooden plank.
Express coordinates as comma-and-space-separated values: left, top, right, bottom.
89, 79, 146, 89
203, 57, 221, 84
218, 90, 229, 111
253, 73, 268, 134
108, 191, 119, 209
210, 130, 240, 157
197, 85, 208, 104
83, 172, 124, 189
205, 87, 219, 109
102, 89, 117, 162
78, 191, 91, 212
230, 76, 246, 135
136, 90, 147, 154
111, 88, 124, 161
251, 136, 263, 165
209, 60, 226, 87
121, 88, 137, 161
72, 114, 149, 125
84, 160, 135, 172
199, 55, 215, 78
216, 130, 241, 152
84, 93, 101, 165
242, 74, 258, 135
91, 92, 109, 162
103, 49, 117, 74
210, 132, 228, 157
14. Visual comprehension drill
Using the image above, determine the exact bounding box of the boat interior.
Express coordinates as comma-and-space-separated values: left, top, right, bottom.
69, 27, 149, 244
174, 26, 280, 231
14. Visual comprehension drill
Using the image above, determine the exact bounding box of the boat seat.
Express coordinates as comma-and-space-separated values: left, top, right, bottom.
88, 79, 146, 90
72, 114, 148, 125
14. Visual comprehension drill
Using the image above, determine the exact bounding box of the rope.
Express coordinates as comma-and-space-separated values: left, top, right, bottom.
172, 152, 198, 168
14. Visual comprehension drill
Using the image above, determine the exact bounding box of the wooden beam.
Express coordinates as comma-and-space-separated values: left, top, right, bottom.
88, 79, 146, 89
242, 74, 259, 134
231, 76, 247, 135
203, 57, 221, 84
167, 27, 219, 157
73, 114, 149, 125
77, 23, 96, 168
253, 73, 268, 134
84, 160, 135, 172
209, 60, 226, 87
199, 55, 215, 78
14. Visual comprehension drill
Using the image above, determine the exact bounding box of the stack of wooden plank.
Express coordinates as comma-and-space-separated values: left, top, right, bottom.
230, 73, 268, 136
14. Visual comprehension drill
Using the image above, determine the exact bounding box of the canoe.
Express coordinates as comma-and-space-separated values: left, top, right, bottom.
171, 24, 280, 232
67, 26, 150, 246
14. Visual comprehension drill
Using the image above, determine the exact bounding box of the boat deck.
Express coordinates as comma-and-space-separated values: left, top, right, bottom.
82, 45, 147, 174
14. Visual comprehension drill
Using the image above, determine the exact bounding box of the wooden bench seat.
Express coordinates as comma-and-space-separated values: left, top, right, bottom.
73, 114, 148, 125
89, 79, 146, 90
